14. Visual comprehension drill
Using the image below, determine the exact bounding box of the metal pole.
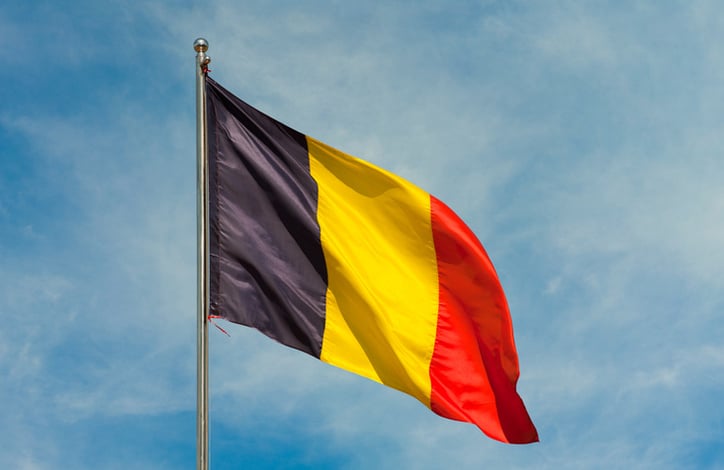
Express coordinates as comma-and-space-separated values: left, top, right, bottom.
194, 37, 211, 470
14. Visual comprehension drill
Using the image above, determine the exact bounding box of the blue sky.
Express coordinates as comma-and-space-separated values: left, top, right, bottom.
2, 1, 724, 468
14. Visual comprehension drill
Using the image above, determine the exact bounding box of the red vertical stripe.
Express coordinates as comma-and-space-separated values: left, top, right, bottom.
428, 196, 538, 444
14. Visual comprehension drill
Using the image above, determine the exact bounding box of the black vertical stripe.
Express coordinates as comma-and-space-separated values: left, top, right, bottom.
206, 77, 327, 357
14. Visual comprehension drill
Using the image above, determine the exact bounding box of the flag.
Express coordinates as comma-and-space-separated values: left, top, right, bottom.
205, 76, 538, 444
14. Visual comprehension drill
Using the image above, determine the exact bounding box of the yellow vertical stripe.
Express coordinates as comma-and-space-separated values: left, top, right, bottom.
307, 136, 439, 406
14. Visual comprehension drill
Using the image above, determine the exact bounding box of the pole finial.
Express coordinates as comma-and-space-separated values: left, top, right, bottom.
194, 38, 211, 71
194, 38, 209, 53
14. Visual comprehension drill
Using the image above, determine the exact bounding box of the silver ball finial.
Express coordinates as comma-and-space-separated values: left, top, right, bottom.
194, 38, 209, 53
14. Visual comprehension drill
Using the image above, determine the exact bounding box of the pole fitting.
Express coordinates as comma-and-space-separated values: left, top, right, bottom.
194, 38, 211, 72
193, 38, 209, 53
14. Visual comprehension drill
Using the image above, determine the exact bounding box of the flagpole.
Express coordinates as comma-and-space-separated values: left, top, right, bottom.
194, 37, 211, 470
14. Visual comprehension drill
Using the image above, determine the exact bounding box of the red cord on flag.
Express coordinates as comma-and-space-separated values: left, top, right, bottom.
208, 314, 230, 337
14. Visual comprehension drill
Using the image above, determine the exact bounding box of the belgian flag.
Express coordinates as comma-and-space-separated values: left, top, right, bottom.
206, 77, 538, 444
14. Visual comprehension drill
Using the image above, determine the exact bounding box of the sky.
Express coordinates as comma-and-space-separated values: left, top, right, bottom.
2, 1, 723, 469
